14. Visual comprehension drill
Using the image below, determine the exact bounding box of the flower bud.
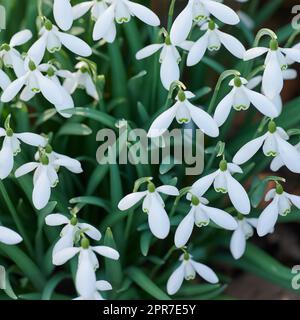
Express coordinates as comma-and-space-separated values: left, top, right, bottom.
219, 159, 228, 172
81, 238, 90, 249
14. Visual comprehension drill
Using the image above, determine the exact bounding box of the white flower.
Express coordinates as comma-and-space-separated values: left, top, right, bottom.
0, 125, 46, 180
174, 193, 237, 248
147, 89, 219, 138
27, 20, 92, 66
92, 0, 160, 42
53, 238, 119, 300
0, 69, 11, 92
136, 38, 192, 90
233, 121, 300, 173
187, 21, 245, 66
38, 63, 74, 117
213, 76, 278, 127
270, 142, 300, 172
1, 59, 69, 107
15, 149, 83, 210
0, 30, 32, 77
230, 217, 257, 259
257, 184, 300, 237
244, 38, 300, 98
191, 160, 251, 215
118, 182, 179, 239
74, 280, 112, 300
167, 253, 219, 295
246, 69, 297, 115
73, 0, 116, 43
170, 0, 240, 45
53, 0, 74, 31
63, 61, 99, 101
45, 213, 101, 257
0, 225, 23, 245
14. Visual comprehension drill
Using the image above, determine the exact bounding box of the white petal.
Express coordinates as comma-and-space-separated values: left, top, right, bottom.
93, 5, 115, 41
286, 193, 300, 209
217, 30, 245, 59
186, 101, 219, 137
166, 263, 185, 295
263, 51, 283, 99
147, 103, 178, 138
53, 156, 83, 173
92, 246, 120, 260
170, 4, 193, 45
160, 46, 180, 90
265, 189, 276, 202
174, 208, 195, 248
191, 171, 218, 196
203, 205, 238, 230
213, 89, 234, 127
118, 191, 147, 210
136, 44, 163, 60
15, 162, 39, 178
72, 2, 94, 20
230, 226, 246, 259
78, 223, 101, 241
281, 48, 300, 64
32, 166, 51, 210
247, 75, 262, 90
233, 134, 267, 165
1, 74, 28, 102
156, 185, 179, 196
53, 232, 74, 255
57, 32, 92, 57
0, 137, 14, 179
244, 47, 268, 61
190, 260, 219, 283
53, 0, 73, 31
10, 30, 32, 47
187, 32, 209, 66
126, 1, 160, 26
0, 226, 22, 245
204, 0, 240, 25
27, 35, 47, 66
53, 247, 80, 265
15, 132, 46, 147
225, 171, 250, 215
148, 195, 170, 239
0, 69, 11, 91
45, 214, 69, 226
96, 280, 112, 291
257, 197, 279, 237
270, 155, 284, 172
276, 137, 300, 173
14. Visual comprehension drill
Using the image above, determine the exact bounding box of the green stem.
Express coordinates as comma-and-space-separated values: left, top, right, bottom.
285, 29, 300, 48
167, 0, 177, 32
207, 70, 240, 115
151, 245, 176, 277
0, 181, 34, 257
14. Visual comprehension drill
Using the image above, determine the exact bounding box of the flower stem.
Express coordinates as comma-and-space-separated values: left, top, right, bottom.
151, 245, 176, 277
285, 29, 300, 48
167, 0, 177, 32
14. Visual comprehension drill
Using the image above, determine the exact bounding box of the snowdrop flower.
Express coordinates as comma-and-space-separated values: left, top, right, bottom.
230, 216, 257, 259
38, 63, 74, 117
118, 181, 179, 239
167, 252, 219, 295
15, 148, 83, 210
213, 76, 278, 127
74, 280, 112, 300
187, 20, 245, 66
45, 213, 101, 256
191, 160, 251, 215
244, 38, 300, 98
64, 61, 99, 101
148, 89, 219, 138
257, 184, 300, 237
73, 0, 116, 43
233, 120, 300, 173
174, 193, 237, 248
136, 37, 192, 90
0, 119, 47, 179
170, 0, 240, 45
27, 20, 92, 67
0, 30, 32, 77
271, 142, 300, 172
53, 0, 74, 31
1, 59, 67, 107
53, 237, 119, 300
0, 225, 23, 246
247, 70, 297, 115
0, 69, 11, 92
92, 0, 160, 42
